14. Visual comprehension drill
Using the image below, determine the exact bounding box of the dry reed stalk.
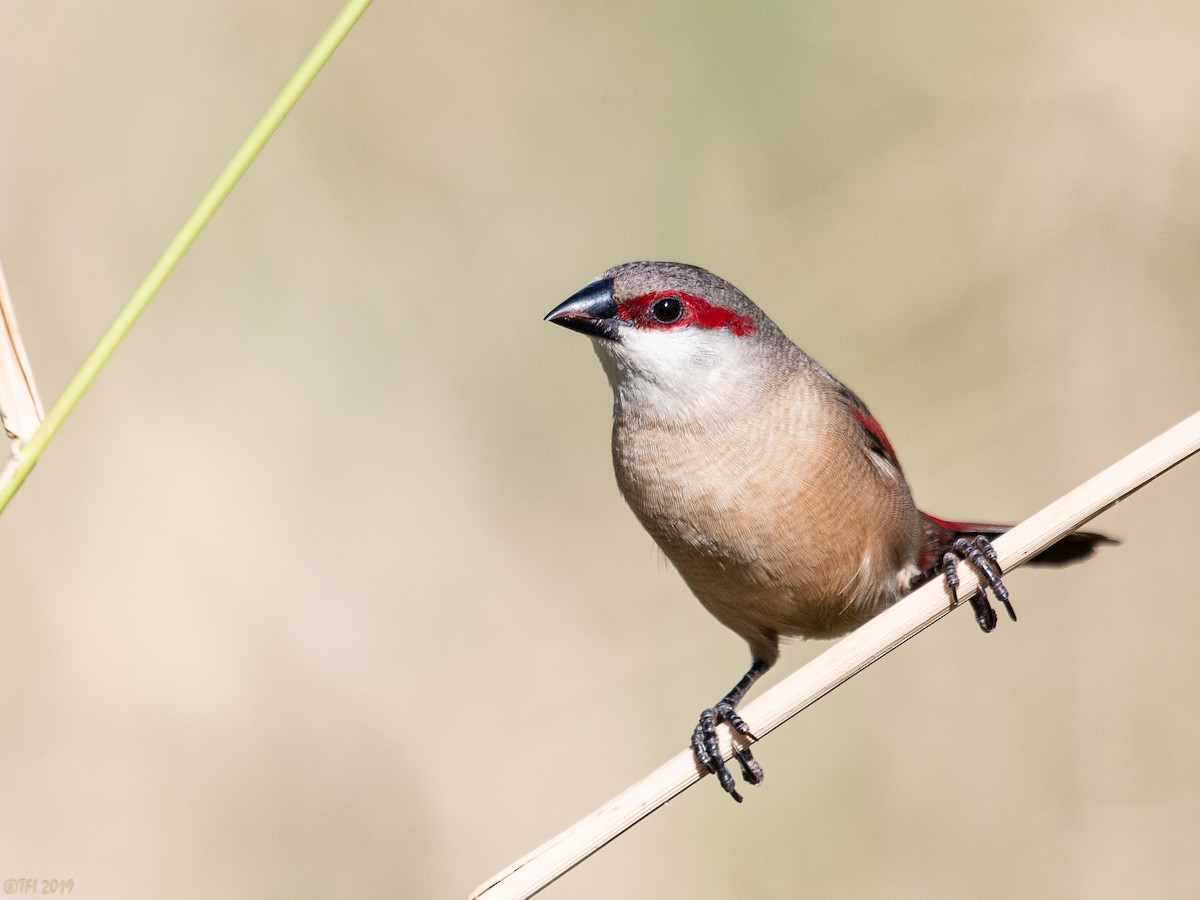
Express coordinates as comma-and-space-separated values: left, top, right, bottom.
0, 258, 44, 487
472, 409, 1200, 900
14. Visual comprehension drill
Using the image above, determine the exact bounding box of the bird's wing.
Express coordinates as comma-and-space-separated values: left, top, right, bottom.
826, 378, 904, 477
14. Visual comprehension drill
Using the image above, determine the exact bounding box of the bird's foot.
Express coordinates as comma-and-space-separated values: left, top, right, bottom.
691, 702, 762, 803
943, 535, 1015, 633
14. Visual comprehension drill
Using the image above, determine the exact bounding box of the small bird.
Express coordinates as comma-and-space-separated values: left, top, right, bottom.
546, 261, 1114, 802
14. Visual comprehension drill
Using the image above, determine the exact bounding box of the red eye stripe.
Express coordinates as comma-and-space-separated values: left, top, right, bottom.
617, 290, 756, 336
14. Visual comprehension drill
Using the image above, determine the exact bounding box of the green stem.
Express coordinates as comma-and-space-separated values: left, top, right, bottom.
0, 0, 373, 513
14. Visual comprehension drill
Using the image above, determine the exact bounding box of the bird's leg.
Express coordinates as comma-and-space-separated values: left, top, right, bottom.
942, 535, 1015, 632
691, 658, 771, 802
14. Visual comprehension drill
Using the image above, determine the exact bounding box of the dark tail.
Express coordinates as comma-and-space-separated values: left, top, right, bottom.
919, 513, 1118, 571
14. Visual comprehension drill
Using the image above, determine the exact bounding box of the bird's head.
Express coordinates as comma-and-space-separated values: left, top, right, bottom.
545, 262, 796, 422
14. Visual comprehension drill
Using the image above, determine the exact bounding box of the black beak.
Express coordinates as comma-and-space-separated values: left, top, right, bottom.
544, 278, 619, 341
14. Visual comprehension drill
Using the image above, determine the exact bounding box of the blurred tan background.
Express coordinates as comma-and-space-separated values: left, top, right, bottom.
1, 2, 1199, 898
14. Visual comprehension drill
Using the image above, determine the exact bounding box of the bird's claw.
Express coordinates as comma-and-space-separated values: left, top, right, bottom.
943, 535, 1015, 633
691, 702, 761, 802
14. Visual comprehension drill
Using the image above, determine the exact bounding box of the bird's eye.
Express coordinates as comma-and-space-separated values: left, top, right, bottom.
650, 296, 683, 324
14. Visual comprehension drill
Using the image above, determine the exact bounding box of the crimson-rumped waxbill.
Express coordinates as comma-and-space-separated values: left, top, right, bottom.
546, 261, 1114, 802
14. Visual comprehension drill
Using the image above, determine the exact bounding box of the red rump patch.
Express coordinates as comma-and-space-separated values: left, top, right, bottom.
618, 290, 756, 336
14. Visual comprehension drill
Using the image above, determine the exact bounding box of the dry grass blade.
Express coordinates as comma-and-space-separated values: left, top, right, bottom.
0, 257, 44, 444
471, 409, 1200, 900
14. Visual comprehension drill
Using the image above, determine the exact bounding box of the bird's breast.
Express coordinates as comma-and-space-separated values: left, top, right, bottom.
610, 387, 922, 644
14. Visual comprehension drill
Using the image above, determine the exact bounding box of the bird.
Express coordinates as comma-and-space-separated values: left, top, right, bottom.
545, 261, 1115, 802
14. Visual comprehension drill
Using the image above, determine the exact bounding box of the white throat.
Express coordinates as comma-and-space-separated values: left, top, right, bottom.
592, 327, 769, 428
